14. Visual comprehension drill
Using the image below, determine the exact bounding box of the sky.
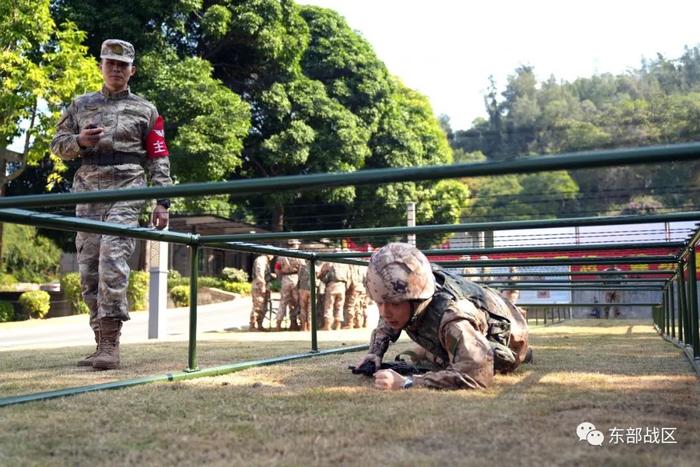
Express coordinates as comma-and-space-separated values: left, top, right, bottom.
299, 0, 700, 130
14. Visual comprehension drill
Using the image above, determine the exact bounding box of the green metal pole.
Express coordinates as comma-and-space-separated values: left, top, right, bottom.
309, 259, 318, 353
678, 262, 688, 345
662, 286, 668, 335
688, 247, 700, 358
186, 244, 200, 372
670, 280, 676, 339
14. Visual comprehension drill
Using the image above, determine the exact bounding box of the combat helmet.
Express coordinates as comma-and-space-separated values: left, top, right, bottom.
366, 243, 435, 304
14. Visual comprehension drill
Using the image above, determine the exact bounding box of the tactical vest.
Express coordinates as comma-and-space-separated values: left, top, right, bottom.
404, 267, 516, 371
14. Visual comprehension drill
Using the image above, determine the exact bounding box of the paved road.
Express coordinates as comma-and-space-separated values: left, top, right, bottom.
0, 296, 380, 351
0, 297, 254, 351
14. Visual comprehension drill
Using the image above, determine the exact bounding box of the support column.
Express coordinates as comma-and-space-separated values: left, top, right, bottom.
407, 202, 416, 246
186, 244, 200, 372
148, 240, 169, 339
688, 247, 699, 359
310, 259, 318, 353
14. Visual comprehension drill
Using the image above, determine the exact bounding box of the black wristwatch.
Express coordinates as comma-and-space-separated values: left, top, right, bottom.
156, 199, 171, 210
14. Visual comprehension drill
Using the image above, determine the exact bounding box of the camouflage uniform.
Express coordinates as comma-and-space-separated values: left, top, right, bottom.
603, 266, 623, 318
276, 256, 301, 328
250, 255, 273, 330
320, 261, 348, 327
51, 83, 171, 332
343, 264, 368, 328
367, 270, 529, 390
297, 260, 319, 330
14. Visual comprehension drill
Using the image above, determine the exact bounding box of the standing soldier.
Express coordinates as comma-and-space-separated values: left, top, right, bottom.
343, 264, 368, 329
603, 265, 623, 318
297, 259, 320, 331
320, 255, 348, 330
250, 255, 274, 331
51, 40, 172, 370
352, 264, 369, 328
275, 239, 302, 331
500, 266, 520, 304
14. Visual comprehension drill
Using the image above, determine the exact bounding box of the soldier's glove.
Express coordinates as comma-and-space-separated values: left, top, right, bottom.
348, 361, 428, 377
348, 360, 377, 377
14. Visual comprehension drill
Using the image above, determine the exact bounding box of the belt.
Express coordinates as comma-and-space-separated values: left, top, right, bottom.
81, 152, 142, 166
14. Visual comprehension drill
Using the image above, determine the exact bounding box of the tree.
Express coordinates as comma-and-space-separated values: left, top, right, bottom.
1, 0, 101, 263
135, 49, 251, 216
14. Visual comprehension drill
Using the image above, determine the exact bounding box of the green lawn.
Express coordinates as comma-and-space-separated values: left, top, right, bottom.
0, 320, 697, 467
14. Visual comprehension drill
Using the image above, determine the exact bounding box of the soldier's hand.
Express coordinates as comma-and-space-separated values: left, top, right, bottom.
373, 369, 405, 391
356, 353, 381, 370
152, 204, 169, 230
78, 126, 104, 148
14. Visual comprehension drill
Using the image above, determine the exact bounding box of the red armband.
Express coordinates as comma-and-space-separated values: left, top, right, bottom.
146, 115, 169, 158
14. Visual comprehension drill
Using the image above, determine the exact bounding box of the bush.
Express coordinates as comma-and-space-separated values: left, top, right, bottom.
168, 276, 189, 291
127, 271, 149, 311
221, 281, 252, 295
18, 290, 51, 319
169, 285, 190, 307
0, 273, 17, 291
198, 276, 222, 289
221, 267, 248, 283
0, 300, 14, 322
60, 272, 89, 314
2, 224, 61, 283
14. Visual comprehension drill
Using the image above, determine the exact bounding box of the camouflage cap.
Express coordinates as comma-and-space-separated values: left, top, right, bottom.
100, 39, 135, 64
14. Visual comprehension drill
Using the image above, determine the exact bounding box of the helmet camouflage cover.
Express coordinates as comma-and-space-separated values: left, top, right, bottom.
366, 243, 435, 303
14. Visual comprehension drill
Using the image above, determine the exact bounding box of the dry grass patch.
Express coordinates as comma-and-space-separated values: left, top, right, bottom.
0, 320, 698, 467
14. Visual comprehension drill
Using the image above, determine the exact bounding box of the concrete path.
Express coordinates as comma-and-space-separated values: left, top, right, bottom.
0, 295, 380, 351
0, 297, 254, 351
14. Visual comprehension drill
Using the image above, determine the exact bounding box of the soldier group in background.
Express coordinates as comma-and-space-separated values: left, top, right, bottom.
249, 242, 370, 332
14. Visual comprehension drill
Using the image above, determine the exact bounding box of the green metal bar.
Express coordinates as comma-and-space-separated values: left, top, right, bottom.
681, 262, 691, 348
494, 286, 661, 291
680, 225, 700, 261
558, 303, 662, 307
463, 270, 674, 277
482, 279, 666, 284
205, 241, 317, 261
676, 261, 686, 342
688, 247, 700, 358
670, 281, 676, 338
0, 208, 197, 245
431, 257, 676, 267
186, 244, 200, 372
200, 212, 700, 243
0, 344, 368, 408
309, 259, 318, 353
2, 142, 700, 209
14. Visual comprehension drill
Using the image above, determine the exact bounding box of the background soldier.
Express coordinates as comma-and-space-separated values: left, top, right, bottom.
603, 265, 623, 318
343, 263, 368, 329
275, 239, 302, 331
297, 259, 321, 331
250, 254, 274, 331
51, 39, 172, 370
319, 256, 348, 330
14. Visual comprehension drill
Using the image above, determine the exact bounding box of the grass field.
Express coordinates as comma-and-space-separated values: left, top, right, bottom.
0, 320, 698, 466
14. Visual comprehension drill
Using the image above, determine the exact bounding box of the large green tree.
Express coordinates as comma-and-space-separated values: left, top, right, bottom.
1, 0, 101, 262
50, 0, 468, 242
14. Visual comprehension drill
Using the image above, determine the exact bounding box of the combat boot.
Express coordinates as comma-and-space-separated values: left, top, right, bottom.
332, 320, 342, 330
320, 320, 332, 331
77, 328, 100, 367
289, 320, 300, 331
92, 318, 122, 370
